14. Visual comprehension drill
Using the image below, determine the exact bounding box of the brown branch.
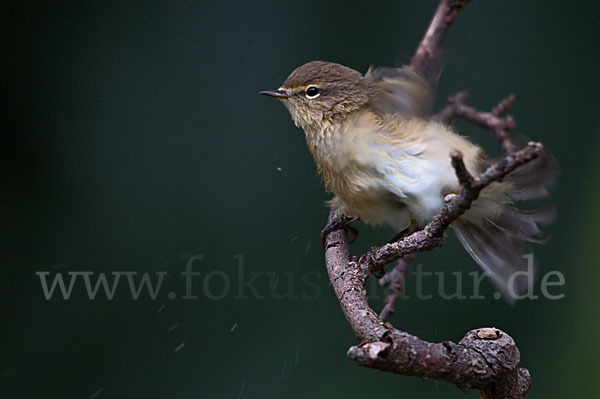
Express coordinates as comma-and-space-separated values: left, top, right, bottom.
328, 154, 538, 393
320, 1, 538, 398
324, 212, 387, 342
450, 148, 474, 186
326, 207, 534, 396
410, 0, 471, 73
324, 145, 540, 397
347, 328, 532, 396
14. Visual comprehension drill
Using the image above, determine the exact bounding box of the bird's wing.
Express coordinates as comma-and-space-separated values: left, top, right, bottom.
365, 62, 443, 118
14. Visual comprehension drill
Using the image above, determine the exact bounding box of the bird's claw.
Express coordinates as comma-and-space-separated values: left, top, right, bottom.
358, 246, 385, 277
320, 216, 359, 248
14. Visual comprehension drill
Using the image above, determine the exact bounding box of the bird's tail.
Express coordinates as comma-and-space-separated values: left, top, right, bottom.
452, 147, 557, 302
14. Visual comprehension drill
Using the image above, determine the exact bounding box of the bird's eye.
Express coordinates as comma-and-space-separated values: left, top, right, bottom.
305, 86, 320, 99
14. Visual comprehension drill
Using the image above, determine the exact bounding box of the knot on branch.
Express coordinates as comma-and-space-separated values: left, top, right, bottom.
459, 328, 520, 377
459, 329, 532, 399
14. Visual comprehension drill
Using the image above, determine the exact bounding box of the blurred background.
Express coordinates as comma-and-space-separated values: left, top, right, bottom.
2, 0, 598, 397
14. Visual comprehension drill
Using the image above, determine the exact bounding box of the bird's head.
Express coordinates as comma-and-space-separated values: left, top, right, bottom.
261, 61, 375, 132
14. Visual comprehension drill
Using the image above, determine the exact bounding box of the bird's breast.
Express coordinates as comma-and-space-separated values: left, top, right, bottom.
303, 114, 485, 229
303, 115, 420, 225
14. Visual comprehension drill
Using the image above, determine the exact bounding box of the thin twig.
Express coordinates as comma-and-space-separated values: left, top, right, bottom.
493, 94, 516, 116
378, 254, 415, 321
449, 148, 474, 186
358, 142, 543, 276
434, 91, 517, 154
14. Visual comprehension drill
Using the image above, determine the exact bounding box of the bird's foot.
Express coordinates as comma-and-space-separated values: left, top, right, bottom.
358, 246, 385, 278
320, 215, 359, 248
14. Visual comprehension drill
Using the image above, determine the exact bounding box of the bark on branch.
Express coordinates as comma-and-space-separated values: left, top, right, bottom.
347, 328, 532, 397
321, 1, 536, 398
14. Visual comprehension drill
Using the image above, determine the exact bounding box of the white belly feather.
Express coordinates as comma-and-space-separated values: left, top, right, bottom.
328, 116, 483, 232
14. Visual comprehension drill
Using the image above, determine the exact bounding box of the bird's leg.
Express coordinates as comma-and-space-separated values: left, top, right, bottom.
386, 220, 417, 244
358, 246, 385, 277
320, 214, 359, 248
361, 220, 417, 277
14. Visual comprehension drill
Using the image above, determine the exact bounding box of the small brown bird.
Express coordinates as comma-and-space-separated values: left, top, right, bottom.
261, 61, 554, 299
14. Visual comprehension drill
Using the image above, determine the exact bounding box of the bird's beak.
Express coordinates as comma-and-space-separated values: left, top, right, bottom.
260, 88, 290, 99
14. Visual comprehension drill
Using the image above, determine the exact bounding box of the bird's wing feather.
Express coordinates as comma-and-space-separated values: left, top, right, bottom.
365, 58, 444, 118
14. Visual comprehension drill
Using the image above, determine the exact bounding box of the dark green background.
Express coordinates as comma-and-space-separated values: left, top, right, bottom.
2, 0, 598, 397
